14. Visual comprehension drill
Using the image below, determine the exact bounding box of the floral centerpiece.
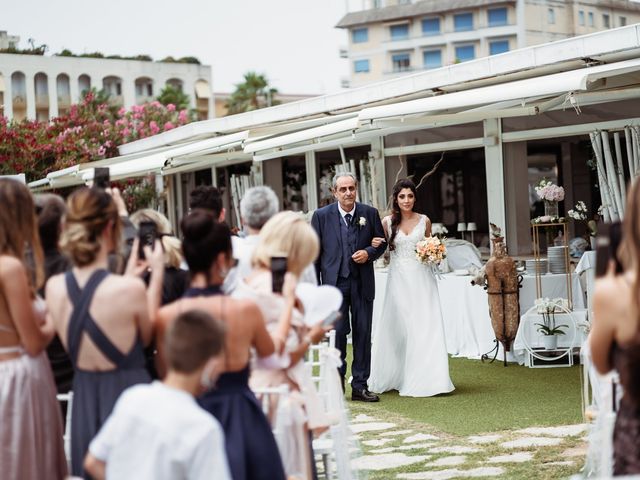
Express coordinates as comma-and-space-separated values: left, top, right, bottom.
568, 201, 600, 244
416, 236, 447, 277
535, 179, 565, 218
534, 297, 569, 349
431, 223, 448, 240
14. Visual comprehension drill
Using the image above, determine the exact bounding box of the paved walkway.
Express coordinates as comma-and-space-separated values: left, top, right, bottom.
343, 407, 587, 479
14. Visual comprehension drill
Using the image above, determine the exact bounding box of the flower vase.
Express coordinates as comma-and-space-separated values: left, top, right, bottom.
542, 335, 558, 350
544, 200, 559, 218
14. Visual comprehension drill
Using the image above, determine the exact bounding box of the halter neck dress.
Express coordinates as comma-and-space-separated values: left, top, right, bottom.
188, 285, 286, 480
65, 269, 150, 477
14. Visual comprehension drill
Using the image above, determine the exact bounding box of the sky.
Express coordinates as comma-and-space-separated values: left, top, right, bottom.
3, 0, 351, 95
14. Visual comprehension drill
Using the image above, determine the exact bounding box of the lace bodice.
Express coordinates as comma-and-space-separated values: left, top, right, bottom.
387, 215, 427, 263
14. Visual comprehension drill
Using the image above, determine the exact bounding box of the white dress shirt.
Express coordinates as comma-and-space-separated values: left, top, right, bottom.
337, 204, 356, 227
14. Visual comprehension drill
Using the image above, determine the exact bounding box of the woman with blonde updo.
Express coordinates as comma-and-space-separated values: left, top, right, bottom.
235, 211, 330, 479
0, 179, 67, 480
45, 186, 164, 478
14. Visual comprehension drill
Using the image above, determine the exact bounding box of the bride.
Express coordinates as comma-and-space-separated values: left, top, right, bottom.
368, 178, 454, 397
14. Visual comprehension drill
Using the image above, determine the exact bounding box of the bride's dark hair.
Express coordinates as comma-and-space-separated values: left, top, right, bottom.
388, 178, 417, 251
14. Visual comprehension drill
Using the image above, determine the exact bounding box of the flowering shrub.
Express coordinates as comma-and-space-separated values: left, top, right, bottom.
415, 236, 447, 266
535, 179, 565, 202
0, 91, 191, 181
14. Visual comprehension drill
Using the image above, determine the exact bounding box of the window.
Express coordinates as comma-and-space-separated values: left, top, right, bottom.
392, 53, 411, 72
354, 59, 370, 73
352, 28, 368, 43
390, 24, 409, 40
548, 8, 555, 24
489, 40, 509, 55
372, 0, 382, 7
488, 7, 508, 27
578, 11, 585, 26
620, 16, 627, 27
398, 0, 411, 4
588, 12, 594, 27
603, 13, 610, 28
422, 18, 440, 36
455, 45, 475, 62
423, 50, 442, 69
454, 12, 474, 31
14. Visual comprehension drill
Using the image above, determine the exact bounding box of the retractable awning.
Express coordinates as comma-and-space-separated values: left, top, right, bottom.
359, 58, 640, 122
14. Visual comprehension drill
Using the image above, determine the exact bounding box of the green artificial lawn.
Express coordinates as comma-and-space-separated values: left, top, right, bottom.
345, 350, 584, 436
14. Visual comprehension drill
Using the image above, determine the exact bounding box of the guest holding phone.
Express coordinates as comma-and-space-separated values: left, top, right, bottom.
233, 211, 331, 479
591, 179, 640, 475
45, 186, 164, 477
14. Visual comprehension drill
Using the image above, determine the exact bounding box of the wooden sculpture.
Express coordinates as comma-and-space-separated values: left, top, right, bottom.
484, 234, 521, 366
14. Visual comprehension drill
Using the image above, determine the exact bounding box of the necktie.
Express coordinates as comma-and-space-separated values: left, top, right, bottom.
345, 213, 352, 227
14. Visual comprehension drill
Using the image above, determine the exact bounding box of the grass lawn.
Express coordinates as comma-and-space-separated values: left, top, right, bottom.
345, 350, 584, 436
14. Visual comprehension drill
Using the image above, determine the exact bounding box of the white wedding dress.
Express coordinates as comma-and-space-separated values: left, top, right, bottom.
369, 215, 455, 397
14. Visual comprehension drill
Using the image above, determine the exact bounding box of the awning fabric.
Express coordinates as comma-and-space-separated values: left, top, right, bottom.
359, 58, 640, 121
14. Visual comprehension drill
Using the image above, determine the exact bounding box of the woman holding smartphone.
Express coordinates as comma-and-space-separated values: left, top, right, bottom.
591, 179, 640, 475
234, 211, 330, 480
45, 186, 164, 477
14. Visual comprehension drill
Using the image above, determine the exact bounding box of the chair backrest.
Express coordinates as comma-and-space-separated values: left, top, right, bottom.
56, 392, 74, 470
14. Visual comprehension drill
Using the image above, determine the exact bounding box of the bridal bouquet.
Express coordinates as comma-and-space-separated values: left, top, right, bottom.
415, 236, 447, 266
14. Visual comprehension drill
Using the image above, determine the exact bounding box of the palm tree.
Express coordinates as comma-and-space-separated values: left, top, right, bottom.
157, 85, 190, 111
225, 72, 279, 115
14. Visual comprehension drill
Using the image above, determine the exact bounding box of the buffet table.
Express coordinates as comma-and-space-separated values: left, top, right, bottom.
373, 268, 585, 361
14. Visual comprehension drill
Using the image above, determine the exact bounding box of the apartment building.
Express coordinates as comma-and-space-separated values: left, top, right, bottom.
0, 33, 213, 122
338, 0, 640, 87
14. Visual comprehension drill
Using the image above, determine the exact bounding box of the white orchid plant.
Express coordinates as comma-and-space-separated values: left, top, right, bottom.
567, 200, 598, 237
534, 297, 569, 336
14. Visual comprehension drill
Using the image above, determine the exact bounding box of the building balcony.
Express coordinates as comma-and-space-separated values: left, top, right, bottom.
382, 24, 518, 49
135, 95, 154, 105
339, 47, 349, 59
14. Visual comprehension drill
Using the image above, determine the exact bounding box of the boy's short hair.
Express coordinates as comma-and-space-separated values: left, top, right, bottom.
189, 186, 223, 219
165, 309, 226, 373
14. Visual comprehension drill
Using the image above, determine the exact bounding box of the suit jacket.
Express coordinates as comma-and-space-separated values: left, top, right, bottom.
311, 202, 387, 301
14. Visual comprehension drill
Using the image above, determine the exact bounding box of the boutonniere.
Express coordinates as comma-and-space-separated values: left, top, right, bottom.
358, 216, 367, 228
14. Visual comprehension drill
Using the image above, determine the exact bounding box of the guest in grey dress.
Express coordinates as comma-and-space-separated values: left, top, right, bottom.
46, 186, 164, 478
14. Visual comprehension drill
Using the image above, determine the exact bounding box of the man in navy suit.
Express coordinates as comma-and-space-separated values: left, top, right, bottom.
311, 172, 387, 402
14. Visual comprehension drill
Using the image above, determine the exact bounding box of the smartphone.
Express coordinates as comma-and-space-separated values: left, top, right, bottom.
270, 256, 288, 293
138, 221, 157, 260
321, 311, 342, 328
94, 167, 110, 189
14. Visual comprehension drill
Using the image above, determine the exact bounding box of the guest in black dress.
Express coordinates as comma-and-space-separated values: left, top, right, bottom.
157, 210, 286, 480
45, 186, 165, 478
591, 181, 640, 476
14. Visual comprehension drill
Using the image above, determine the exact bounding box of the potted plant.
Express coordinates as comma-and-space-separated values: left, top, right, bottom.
534, 298, 569, 350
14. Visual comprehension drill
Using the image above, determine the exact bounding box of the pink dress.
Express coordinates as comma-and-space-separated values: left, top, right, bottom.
233, 273, 330, 479
0, 325, 67, 480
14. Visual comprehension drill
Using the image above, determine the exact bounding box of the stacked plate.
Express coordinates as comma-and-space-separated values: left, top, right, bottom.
548, 246, 568, 274
525, 258, 548, 275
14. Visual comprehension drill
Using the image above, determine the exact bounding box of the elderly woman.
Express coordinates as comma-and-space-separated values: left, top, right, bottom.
234, 211, 329, 480
224, 186, 280, 293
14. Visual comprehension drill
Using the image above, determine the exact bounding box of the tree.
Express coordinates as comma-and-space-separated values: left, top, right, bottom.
225, 72, 279, 115
156, 85, 190, 111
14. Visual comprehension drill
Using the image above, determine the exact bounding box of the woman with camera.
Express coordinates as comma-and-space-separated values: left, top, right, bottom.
45, 186, 164, 477
156, 209, 286, 480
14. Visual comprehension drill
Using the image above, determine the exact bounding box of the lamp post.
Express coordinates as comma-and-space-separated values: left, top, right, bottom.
467, 222, 477, 245
457, 222, 467, 240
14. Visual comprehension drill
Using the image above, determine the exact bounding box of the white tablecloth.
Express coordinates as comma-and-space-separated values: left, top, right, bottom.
373, 268, 585, 361
512, 308, 589, 365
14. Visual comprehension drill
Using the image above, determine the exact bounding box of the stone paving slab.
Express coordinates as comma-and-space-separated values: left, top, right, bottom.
500, 436, 563, 449
467, 434, 503, 444
351, 453, 429, 471
426, 455, 467, 467
429, 446, 480, 454
487, 452, 534, 464
362, 438, 394, 447
396, 466, 505, 479
514, 424, 588, 437
404, 433, 440, 443
379, 429, 414, 437
351, 422, 396, 433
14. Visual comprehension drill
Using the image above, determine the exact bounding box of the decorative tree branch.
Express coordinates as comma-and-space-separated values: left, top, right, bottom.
415, 151, 446, 191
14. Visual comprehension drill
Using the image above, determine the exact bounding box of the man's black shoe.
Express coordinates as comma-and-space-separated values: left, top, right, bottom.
351, 389, 379, 402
